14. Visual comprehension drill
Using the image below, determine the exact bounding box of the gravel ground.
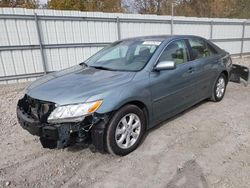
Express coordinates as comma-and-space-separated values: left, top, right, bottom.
0, 57, 250, 188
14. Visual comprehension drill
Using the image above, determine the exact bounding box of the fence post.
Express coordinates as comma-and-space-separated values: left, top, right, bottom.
171, 17, 174, 35
210, 21, 213, 40
171, 2, 174, 35
34, 13, 47, 74
240, 22, 246, 58
116, 16, 121, 40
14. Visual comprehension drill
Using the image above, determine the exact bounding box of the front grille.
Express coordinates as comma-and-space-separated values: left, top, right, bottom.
18, 95, 55, 123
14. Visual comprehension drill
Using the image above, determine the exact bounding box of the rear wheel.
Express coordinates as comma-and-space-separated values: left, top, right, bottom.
106, 105, 146, 156
211, 73, 227, 102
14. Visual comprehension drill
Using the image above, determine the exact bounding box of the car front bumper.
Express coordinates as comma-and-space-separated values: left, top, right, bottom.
17, 105, 108, 152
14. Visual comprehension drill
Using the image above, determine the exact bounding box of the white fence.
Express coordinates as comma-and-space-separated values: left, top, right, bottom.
0, 8, 250, 84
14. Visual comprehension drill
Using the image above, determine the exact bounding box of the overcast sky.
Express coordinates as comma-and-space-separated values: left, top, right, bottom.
40, 0, 47, 4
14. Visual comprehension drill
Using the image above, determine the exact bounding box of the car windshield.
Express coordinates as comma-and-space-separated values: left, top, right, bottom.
84, 40, 162, 71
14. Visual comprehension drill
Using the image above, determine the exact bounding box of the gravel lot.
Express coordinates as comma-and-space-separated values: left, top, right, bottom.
0, 57, 250, 188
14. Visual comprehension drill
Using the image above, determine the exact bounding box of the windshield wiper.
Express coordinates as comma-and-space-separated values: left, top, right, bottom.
79, 62, 88, 67
90, 66, 115, 71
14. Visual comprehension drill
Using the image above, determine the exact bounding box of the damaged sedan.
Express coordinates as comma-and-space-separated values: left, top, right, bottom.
17, 35, 249, 155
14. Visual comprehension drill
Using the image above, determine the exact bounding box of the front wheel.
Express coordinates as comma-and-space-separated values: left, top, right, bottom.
106, 105, 146, 156
211, 73, 227, 102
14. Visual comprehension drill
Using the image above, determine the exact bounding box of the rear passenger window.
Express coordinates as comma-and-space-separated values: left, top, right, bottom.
206, 43, 218, 55
189, 38, 216, 60
158, 40, 189, 65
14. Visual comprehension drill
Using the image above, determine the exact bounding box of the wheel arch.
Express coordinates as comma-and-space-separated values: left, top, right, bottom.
221, 70, 229, 83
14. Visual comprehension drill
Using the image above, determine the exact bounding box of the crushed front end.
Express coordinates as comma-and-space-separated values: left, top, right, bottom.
17, 95, 110, 152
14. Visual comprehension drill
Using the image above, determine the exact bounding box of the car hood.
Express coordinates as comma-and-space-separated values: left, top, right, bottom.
26, 65, 135, 105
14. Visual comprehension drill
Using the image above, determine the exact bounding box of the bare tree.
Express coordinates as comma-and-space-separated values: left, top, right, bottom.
0, 0, 39, 8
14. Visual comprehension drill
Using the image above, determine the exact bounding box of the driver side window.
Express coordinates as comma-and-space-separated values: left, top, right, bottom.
159, 40, 189, 65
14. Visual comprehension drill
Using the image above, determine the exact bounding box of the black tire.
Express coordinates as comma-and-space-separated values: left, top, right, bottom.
211, 73, 227, 102
106, 104, 146, 156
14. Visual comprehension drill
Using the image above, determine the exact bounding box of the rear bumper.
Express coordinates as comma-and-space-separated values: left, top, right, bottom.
230, 64, 249, 86
17, 106, 108, 152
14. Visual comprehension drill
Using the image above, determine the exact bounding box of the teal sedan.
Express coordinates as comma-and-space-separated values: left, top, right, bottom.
17, 35, 248, 155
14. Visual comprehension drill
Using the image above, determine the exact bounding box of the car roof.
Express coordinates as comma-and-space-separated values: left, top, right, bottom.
121, 35, 206, 42
120, 35, 224, 54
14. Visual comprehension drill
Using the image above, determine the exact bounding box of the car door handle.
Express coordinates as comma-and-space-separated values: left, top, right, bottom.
187, 67, 194, 73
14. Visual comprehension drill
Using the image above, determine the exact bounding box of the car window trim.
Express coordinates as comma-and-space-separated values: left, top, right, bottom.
188, 37, 219, 61
188, 37, 205, 61
205, 41, 219, 56
151, 38, 192, 71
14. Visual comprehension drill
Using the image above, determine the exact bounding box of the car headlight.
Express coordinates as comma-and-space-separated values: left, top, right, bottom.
47, 100, 103, 123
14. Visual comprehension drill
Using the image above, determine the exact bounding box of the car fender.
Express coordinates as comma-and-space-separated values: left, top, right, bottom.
89, 73, 153, 126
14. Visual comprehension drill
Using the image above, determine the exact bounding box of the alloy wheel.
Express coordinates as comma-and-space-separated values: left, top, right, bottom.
115, 113, 141, 149
216, 77, 225, 98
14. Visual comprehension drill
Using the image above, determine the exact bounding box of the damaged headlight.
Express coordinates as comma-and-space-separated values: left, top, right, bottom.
47, 100, 103, 123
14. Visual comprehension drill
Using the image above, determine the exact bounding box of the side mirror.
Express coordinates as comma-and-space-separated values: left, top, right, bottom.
154, 61, 176, 71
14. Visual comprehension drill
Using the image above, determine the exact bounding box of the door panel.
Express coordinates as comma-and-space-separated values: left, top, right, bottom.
150, 61, 200, 123
190, 56, 219, 98
150, 39, 202, 123
187, 38, 220, 99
